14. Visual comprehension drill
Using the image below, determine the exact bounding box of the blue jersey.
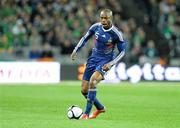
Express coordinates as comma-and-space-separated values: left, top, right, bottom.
74, 22, 126, 81
75, 22, 125, 55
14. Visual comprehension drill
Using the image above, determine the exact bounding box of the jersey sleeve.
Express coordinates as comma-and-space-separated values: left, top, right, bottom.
109, 28, 126, 66
117, 40, 126, 52
74, 23, 100, 52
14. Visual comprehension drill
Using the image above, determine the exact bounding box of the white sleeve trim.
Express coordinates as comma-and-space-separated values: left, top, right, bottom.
74, 32, 89, 52
89, 22, 101, 30
109, 51, 125, 66
112, 26, 124, 41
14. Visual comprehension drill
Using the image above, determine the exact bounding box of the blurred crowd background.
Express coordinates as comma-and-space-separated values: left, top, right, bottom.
0, 0, 179, 66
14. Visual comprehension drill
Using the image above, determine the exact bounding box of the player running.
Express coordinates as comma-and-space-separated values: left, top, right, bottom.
71, 9, 126, 119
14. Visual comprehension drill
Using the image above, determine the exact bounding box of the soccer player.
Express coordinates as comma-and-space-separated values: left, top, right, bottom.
71, 9, 126, 119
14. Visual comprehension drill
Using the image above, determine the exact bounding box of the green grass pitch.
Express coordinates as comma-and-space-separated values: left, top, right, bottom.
0, 81, 180, 128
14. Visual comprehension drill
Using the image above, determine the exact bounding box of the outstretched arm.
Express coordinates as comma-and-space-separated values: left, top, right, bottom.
71, 23, 100, 60
71, 31, 93, 60
74, 32, 93, 52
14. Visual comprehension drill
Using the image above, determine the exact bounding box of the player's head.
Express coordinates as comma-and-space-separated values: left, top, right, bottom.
100, 9, 113, 29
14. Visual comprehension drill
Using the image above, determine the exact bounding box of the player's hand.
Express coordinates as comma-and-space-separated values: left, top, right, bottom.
102, 63, 112, 71
70, 50, 77, 60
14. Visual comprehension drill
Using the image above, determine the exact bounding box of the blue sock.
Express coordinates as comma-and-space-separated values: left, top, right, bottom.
94, 98, 104, 110
84, 89, 96, 115
81, 91, 104, 110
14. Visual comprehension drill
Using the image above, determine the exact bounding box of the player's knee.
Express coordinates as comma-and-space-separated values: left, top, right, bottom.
92, 79, 98, 85
81, 86, 88, 93
89, 79, 98, 88
81, 88, 87, 94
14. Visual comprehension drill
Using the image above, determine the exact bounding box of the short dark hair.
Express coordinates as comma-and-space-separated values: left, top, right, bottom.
101, 9, 113, 16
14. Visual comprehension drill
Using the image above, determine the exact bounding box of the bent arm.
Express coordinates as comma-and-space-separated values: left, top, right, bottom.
108, 41, 126, 66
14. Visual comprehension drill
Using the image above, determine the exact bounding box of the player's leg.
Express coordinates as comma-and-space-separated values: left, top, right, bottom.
89, 71, 105, 119
81, 56, 105, 119
81, 80, 104, 111
80, 80, 89, 119
84, 71, 104, 116
81, 80, 89, 98
86, 63, 109, 119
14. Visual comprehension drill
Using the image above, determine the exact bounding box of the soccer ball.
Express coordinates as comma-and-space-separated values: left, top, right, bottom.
67, 105, 83, 119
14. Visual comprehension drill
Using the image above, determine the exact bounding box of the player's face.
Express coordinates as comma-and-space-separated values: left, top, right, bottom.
100, 11, 112, 29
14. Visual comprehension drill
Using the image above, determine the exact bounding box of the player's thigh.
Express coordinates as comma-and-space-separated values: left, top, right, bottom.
81, 80, 89, 93
83, 65, 95, 81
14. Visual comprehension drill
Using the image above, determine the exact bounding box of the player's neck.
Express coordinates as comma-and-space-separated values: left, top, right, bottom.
103, 24, 112, 30
102, 24, 113, 32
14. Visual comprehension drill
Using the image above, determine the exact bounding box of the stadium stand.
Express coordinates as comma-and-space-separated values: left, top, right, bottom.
0, 0, 179, 66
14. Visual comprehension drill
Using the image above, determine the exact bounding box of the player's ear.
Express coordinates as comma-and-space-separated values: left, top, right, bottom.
109, 15, 113, 24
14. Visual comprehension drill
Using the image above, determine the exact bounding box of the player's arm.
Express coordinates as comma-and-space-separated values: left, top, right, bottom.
71, 23, 98, 60
109, 41, 125, 65
74, 31, 93, 52
70, 31, 93, 60
103, 41, 126, 71
71, 31, 93, 60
